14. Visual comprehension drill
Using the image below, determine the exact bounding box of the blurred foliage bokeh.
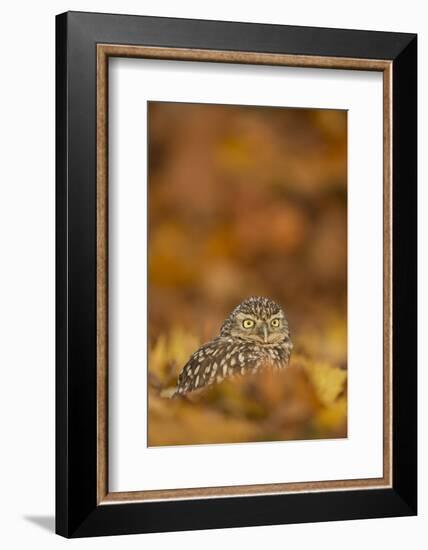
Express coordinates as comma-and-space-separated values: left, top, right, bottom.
147, 102, 347, 446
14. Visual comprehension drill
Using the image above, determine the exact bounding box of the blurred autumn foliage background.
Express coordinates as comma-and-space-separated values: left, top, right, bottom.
147, 101, 347, 447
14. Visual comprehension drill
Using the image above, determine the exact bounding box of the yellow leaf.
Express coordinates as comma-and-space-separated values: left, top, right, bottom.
302, 361, 347, 406
315, 396, 347, 431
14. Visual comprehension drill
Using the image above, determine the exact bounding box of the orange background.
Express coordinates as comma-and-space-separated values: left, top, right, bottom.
147, 102, 347, 446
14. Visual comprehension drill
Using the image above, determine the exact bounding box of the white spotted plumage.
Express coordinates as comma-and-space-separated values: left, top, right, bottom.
174, 297, 293, 396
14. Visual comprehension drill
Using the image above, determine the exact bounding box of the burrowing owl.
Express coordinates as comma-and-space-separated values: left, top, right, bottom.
174, 297, 293, 396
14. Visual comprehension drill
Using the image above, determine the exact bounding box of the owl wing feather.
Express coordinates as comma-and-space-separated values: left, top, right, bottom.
174, 337, 283, 395
175, 337, 235, 395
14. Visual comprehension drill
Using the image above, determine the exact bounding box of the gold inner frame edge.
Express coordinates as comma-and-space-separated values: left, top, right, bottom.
96, 44, 393, 505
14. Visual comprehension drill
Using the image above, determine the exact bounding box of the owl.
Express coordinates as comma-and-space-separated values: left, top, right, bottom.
174, 296, 293, 396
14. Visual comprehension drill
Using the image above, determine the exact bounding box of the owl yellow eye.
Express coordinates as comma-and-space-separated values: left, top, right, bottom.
271, 319, 280, 328
242, 319, 255, 329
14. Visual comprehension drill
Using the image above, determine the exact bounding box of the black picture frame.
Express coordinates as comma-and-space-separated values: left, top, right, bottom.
56, 11, 417, 538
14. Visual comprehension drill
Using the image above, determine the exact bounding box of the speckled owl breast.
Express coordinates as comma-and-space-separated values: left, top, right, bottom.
174, 297, 293, 395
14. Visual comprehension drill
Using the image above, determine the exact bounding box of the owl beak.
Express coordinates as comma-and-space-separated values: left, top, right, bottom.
262, 324, 269, 343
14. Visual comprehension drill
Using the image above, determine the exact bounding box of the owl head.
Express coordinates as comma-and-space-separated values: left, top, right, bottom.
220, 296, 290, 345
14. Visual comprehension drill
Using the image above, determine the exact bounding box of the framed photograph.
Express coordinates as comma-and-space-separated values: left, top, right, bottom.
56, 11, 417, 538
